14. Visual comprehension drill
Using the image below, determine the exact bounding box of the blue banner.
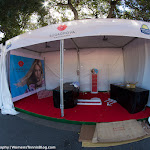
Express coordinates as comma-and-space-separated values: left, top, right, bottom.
10, 55, 45, 101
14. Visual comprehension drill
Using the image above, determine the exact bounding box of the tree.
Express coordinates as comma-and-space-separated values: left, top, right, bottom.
124, 0, 150, 21
0, 0, 51, 43
47, 0, 123, 20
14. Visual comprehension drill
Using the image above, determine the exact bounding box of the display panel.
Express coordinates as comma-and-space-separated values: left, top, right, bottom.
10, 54, 45, 102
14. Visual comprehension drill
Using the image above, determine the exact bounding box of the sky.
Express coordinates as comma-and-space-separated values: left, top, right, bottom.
0, 32, 4, 39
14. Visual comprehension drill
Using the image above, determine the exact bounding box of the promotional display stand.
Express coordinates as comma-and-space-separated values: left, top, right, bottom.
91, 69, 98, 93
77, 68, 102, 105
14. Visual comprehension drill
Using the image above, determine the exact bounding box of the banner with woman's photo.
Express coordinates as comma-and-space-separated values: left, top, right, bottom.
10, 54, 45, 102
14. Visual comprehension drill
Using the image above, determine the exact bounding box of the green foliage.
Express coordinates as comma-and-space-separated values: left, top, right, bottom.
125, 0, 150, 21
0, 0, 50, 43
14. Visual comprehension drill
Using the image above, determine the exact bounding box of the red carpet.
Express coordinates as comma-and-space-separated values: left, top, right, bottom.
14, 92, 150, 123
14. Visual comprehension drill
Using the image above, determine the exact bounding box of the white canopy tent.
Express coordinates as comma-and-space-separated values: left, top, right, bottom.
1, 18, 150, 116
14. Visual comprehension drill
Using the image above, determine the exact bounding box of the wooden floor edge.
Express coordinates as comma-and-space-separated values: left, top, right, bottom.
82, 135, 150, 147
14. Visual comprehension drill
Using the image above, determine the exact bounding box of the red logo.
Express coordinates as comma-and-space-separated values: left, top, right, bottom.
18, 61, 24, 67
57, 24, 67, 31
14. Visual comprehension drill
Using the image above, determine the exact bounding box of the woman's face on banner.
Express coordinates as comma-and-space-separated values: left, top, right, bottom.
34, 64, 42, 81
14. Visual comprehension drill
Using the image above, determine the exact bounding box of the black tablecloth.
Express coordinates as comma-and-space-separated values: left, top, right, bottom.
53, 83, 79, 109
110, 84, 149, 114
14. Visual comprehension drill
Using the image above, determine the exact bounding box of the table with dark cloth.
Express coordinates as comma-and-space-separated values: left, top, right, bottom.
53, 82, 79, 109
110, 84, 149, 114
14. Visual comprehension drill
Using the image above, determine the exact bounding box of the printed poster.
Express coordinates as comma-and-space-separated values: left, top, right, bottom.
10, 54, 45, 102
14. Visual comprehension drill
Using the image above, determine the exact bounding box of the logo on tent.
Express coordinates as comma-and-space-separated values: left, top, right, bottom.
6, 42, 12, 49
140, 24, 150, 35
57, 24, 67, 31
18, 61, 24, 67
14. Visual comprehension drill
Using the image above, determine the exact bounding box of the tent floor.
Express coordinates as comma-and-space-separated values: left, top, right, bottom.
14, 92, 150, 125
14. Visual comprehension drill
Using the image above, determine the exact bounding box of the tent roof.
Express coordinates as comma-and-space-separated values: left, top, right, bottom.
6, 18, 150, 52
24, 36, 135, 53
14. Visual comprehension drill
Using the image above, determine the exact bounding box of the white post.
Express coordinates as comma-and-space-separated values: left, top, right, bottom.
107, 64, 110, 91
71, 38, 80, 85
77, 50, 80, 85
60, 39, 64, 117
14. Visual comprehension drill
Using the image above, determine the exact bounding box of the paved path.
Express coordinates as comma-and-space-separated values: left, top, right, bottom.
0, 112, 150, 150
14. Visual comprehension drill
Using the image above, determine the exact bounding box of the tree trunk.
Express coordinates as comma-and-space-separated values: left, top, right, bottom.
68, 0, 79, 20
57, 0, 79, 20
107, 0, 120, 18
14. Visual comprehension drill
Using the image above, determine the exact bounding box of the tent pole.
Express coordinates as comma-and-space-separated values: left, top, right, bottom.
71, 38, 80, 84
60, 39, 64, 117
77, 50, 80, 84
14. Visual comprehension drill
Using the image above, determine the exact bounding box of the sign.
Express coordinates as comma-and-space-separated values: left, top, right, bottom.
10, 55, 45, 102
91, 68, 98, 93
